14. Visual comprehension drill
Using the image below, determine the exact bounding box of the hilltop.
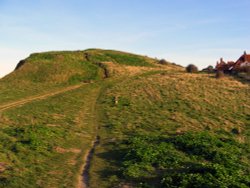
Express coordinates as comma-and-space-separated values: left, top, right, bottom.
0, 49, 178, 104
0, 49, 249, 188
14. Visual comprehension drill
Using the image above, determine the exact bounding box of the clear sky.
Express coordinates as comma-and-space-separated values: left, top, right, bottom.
0, 0, 250, 77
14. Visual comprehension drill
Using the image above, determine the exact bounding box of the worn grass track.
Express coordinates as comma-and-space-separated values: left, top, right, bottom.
0, 83, 103, 188
0, 84, 83, 112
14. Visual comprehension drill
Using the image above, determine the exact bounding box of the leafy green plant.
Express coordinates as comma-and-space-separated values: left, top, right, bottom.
119, 132, 250, 187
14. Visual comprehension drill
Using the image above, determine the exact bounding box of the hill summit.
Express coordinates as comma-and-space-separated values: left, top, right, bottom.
4, 49, 178, 84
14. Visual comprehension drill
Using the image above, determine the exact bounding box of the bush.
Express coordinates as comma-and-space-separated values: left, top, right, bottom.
202, 65, 214, 73
216, 71, 225, 79
186, 64, 198, 73
158, 59, 169, 65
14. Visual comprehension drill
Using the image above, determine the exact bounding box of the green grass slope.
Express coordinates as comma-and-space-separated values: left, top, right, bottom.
0, 83, 101, 187
0, 51, 102, 104
1, 49, 249, 188
90, 71, 250, 188
83, 49, 157, 66
0, 49, 181, 188
0, 49, 169, 104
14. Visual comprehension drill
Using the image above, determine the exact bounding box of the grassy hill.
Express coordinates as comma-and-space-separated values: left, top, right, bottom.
0, 51, 101, 104
0, 49, 171, 104
0, 49, 249, 188
90, 72, 250, 188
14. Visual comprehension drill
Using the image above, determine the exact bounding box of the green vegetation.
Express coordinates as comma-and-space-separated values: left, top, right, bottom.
90, 71, 250, 188
0, 49, 158, 104
85, 49, 156, 67
0, 49, 249, 188
0, 51, 103, 104
0, 83, 101, 187
121, 132, 249, 187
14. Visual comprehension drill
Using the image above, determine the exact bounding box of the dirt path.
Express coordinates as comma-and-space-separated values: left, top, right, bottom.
0, 70, 164, 187
77, 71, 164, 188
0, 81, 100, 187
0, 82, 100, 187
79, 136, 100, 188
76, 84, 102, 188
0, 84, 83, 112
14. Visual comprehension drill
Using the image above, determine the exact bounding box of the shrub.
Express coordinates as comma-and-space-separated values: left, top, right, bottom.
186, 64, 198, 73
158, 59, 169, 65
202, 65, 214, 73
216, 71, 225, 79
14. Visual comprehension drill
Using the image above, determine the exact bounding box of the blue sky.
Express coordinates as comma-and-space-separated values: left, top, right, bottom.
0, 0, 250, 77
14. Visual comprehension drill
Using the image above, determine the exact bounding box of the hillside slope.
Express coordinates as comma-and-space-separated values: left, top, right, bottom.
0, 49, 179, 104
0, 49, 182, 188
0, 51, 101, 104
0, 49, 249, 188
90, 71, 250, 188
